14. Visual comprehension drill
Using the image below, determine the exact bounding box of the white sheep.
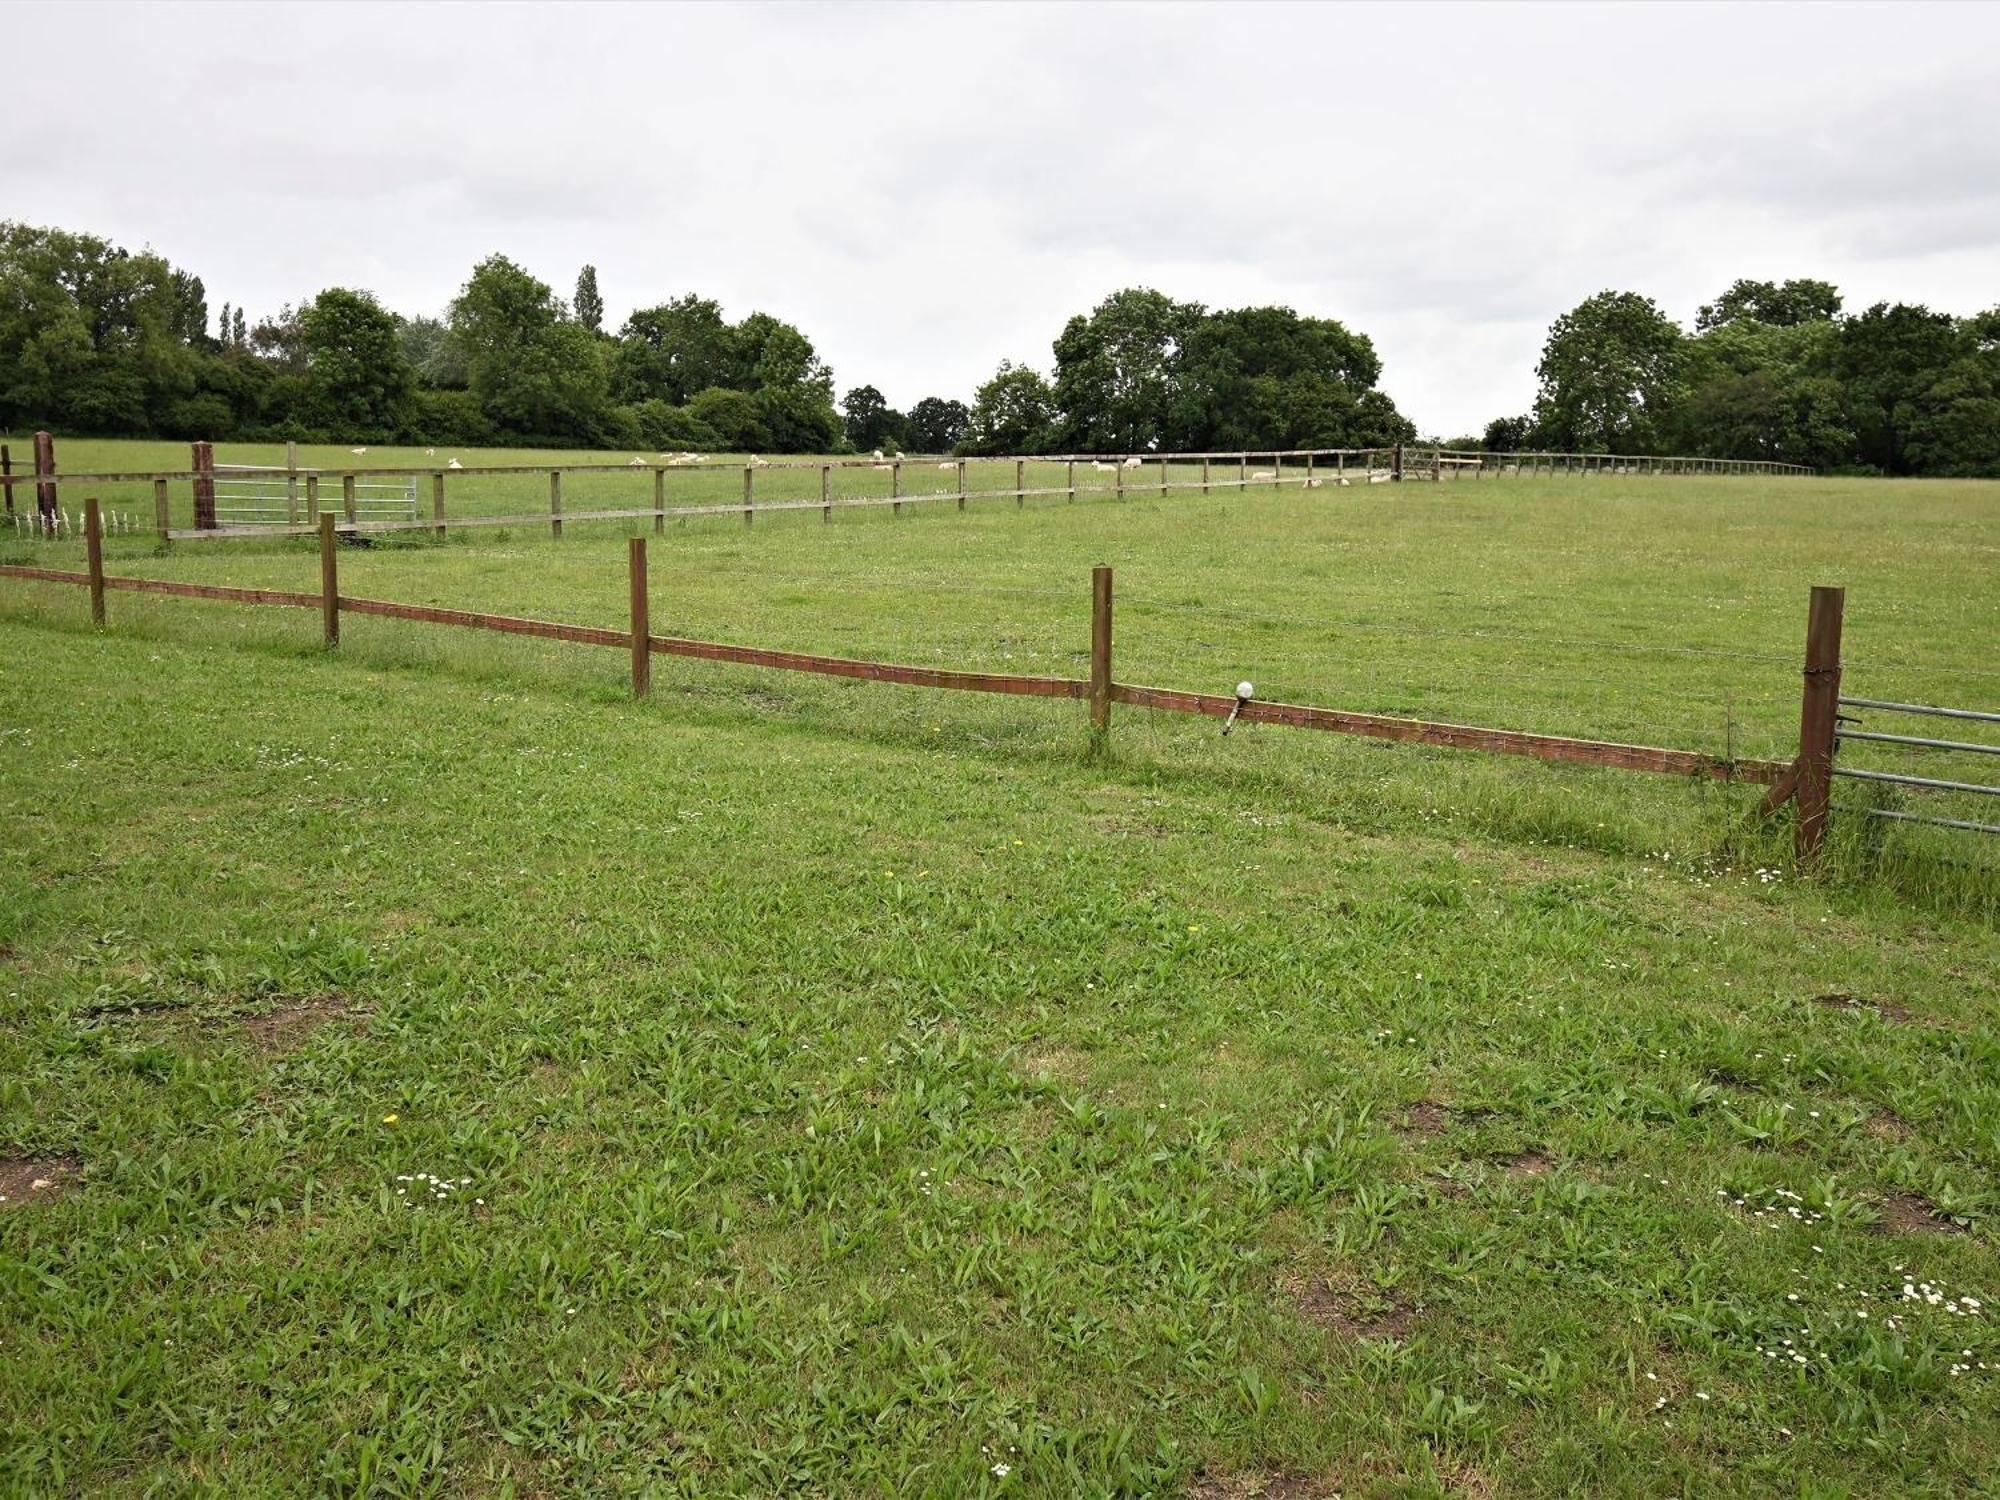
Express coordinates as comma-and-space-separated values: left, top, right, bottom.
1251, 470, 1276, 481
1092, 461, 1115, 472
629, 456, 647, 466
350, 447, 368, 455
1122, 456, 1142, 468
425, 447, 436, 457
871, 449, 884, 460
447, 458, 463, 470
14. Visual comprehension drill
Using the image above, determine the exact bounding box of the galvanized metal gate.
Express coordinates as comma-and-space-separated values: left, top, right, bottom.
1834, 696, 2000, 837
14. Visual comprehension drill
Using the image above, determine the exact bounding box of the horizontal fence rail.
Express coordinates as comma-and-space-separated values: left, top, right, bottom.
0, 435, 1814, 545
1, 510, 1803, 835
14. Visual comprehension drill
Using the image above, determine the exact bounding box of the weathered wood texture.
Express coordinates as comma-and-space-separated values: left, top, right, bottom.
1795, 585, 1845, 857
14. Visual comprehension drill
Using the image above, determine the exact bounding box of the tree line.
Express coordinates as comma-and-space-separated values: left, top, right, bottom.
0, 222, 1416, 456
1487, 280, 2000, 476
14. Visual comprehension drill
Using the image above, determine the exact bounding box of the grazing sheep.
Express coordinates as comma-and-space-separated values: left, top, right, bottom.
447, 458, 463, 470
871, 449, 884, 460
1092, 460, 1116, 472
1122, 456, 1142, 468
1251, 470, 1276, 481
629, 456, 647, 466
350, 447, 368, 455
937, 462, 956, 471
1303, 477, 1324, 488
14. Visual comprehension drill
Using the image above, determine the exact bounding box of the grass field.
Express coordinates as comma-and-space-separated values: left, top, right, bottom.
2, 450, 1997, 1495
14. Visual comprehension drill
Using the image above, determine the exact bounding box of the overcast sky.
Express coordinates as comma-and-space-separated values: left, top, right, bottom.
8, 1, 1997, 436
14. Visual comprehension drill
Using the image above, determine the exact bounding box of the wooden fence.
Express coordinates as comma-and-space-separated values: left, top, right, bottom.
0, 435, 1813, 544
3, 502, 1879, 857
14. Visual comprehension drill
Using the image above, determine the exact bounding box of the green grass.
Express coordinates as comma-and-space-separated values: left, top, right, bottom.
1, 455, 1996, 1495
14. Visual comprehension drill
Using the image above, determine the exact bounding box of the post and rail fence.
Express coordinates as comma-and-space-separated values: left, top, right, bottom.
6, 499, 1980, 861
0, 435, 1815, 546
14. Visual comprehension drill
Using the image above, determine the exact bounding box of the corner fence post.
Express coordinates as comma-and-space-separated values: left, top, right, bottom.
319, 512, 340, 649
84, 498, 106, 626
190, 439, 215, 529
34, 430, 58, 531
1089, 563, 1114, 737
629, 535, 650, 699
1795, 585, 1845, 860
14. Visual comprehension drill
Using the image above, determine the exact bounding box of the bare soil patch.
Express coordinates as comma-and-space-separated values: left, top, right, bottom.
0, 1155, 78, 1209
239, 995, 357, 1053
1500, 1149, 1553, 1177
1396, 1100, 1450, 1138
1284, 1270, 1413, 1340
1811, 992, 1911, 1024
1186, 1470, 1337, 1500
1878, 1189, 1964, 1236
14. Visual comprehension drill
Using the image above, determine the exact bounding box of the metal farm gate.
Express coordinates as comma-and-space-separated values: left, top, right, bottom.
212, 465, 418, 528
1834, 696, 2000, 838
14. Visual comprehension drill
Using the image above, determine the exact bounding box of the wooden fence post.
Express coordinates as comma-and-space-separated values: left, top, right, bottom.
653, 467, 666, 534
1239, 453, 1248, 491
305, 474, 320, 523
2, 442, 12, 518
957, 459, 967, 512
319, 513, 339, 648
190, 439, 215, 529
286, 440, 300, 525
34, 431, 58, 530
892, 461, 902, 518
1016, 458, 1025, 508
1391, 444, 1403, 483
821, 463, 831, 523
742, 465, 755, 527
432, 472, 447, 540
1090, 564, 1113, 737
1272, 454, 1282, 490
1795, 585, 1845, 860
84, 498, 105, 626
343, 473, 358, 526
1066, 459, 1076, 500
153, 478, 170, 543
1201, 455, 1211, 494
629, 535, 650, 699
1160, 456, 1168, 496
550, 470, 563, 538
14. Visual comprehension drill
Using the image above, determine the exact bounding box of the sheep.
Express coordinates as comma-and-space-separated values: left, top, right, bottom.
871, 449, 884, 460
1303, 477, 1324, 488
1122, 456, 1142, 468
425, 447, 437, 457
350, 447, 368, 455
629, 456, 647, 466
1092, 460, 1116, 472
447, 458, 463, 470
937, 462, 956, 471
1251, 470, 1276, 481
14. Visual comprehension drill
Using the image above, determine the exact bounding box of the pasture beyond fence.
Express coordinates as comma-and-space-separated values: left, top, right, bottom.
7, 498, 1984, 860
0, 435, 1815, 543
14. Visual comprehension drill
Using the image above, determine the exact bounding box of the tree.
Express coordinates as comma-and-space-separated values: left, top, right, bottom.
396, 313, 467, 388
574, 265, 604, 334
1170, 305, 1391, 448
1483, 415, 1534, 451
967, 361, 1057, 454
842, 385, 897, 450
1531, 291, 1684, 452
614, 296, 737, 405
1835, 302, 1967, 474
449, 254, 610, 440
1051, 288, 1201, 451
1696, 278, 1842, 332
907, 396, 970, 453
301, 287, 415, 438
687, 386, 769, 450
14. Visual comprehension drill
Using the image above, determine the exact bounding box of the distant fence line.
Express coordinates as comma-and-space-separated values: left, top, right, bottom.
0, 434, 1814, 544
16, 500, 1980, 860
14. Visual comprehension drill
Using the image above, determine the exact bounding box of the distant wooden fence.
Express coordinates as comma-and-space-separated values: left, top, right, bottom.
9, 503, 1916, 859
0, 434, 1812, 544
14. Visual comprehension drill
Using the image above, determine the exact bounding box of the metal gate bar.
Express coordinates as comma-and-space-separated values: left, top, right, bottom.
1832, 767, 2000, 796
1860, 808, 2000, 835
1839, 696, 2000, 725
1836, 728, 2000, 755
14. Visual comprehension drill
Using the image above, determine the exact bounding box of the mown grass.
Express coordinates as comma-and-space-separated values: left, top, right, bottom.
1, 460, 1995, 1495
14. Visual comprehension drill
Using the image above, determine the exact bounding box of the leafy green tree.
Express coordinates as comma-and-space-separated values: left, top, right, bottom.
1531, 291, 1684, 452
1483, 415, 1534, 451
907, 396, 970, 453
396, 314, 467, 389
842, 385, 898, 450
967, 361, 1057, 454
613, 296, 737, 404
1170, 305, 1383, 448
302, 288, 415, 438
1052, 288, 1201, 451
687, 386, 769, 450
1696, 278, 1842, 332
574, 265, 604, 334
449, 254, 610, 440
1835, 302, 1967, 474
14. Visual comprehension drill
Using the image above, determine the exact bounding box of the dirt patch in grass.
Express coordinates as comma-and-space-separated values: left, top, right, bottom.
1395, 1100, 1450, 1138
1017, 1045, 1089, 1082
239, 995, 357, 1053
1500, 1148, 1553, 1177
1867, 1109, 1916, 1146
1284, 1270, 1412, 1340
1811, 992, 1911, 1024
0, 1156, 78, 1209
1877, 1189, 1964, 1236
1186, 1469, 1337, 1499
